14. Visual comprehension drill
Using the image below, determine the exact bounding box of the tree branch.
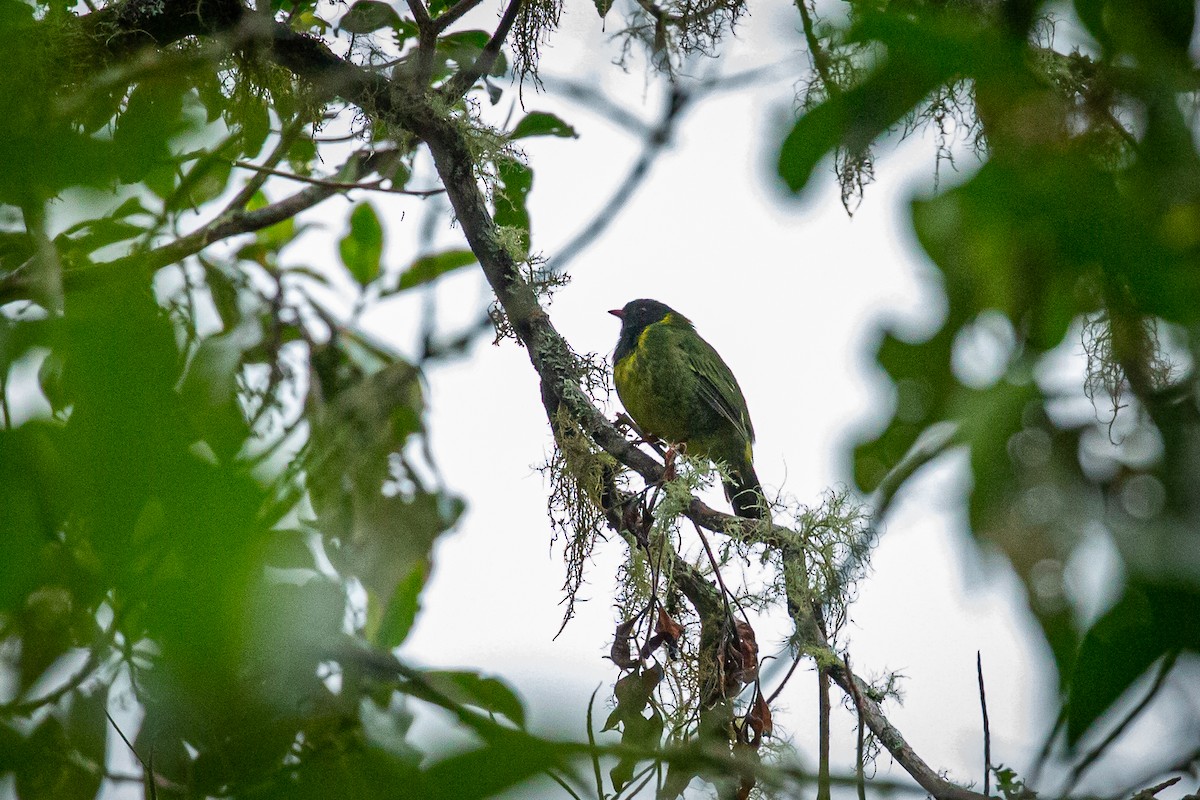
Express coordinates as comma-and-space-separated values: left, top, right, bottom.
433, 0, 486, 33
440, 0, 524, 100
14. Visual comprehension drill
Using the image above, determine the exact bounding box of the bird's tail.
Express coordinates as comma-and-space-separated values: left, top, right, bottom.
725, 462, 768, 521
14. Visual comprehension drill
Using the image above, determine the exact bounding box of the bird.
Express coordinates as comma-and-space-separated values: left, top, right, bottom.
609, 298, 767, 520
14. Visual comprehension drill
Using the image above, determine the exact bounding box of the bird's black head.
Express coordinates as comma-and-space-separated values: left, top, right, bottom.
609, 299, 687, 362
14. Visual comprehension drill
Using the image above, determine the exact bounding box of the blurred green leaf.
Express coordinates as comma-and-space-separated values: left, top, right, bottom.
168, 141, 237, 212
264, 529, 318, 570
238, 96, 271, 159
370, 562, 426, 648
339, 202, 385, 286
178, 319, 262, 460
438, 29, 489, 64
15, 715, 100, 800
420, 670, 526, 727
341, 0, 402, 33
1066, 585, 1166, 746
0, 723, 21, 773
779, 13, 973, 192
114, 78, 190, 184
388, 248, 477, 295
853, 325, 957, 492
494, 158, 532, 258
419, 729, 563, 800
511, 111, 578, 141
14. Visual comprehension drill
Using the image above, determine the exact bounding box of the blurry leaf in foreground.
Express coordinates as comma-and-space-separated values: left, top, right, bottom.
493, 158, 532, 259
511, 111, 579, 140
417, 670, 526, 727
341, 0, 402, 33
1066, 583, 1200, 745
386, 249, 477, 295
339, 202, 385, 286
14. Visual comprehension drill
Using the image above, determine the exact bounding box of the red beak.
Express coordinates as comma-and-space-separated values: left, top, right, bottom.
608, 309, 625, 319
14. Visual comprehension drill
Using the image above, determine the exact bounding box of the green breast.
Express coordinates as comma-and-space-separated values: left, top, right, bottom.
613, 321, 730, 460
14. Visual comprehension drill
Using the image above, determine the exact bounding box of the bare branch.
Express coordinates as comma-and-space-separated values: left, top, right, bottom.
818, 665, 832, 800
843, 654, 868, 800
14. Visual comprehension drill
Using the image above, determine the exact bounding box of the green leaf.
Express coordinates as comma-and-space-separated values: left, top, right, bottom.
15, 715, 101, 800
420, 670, 526, 727
493, 158, 532, 258
339, 202, 385, 286
238, 95, 271, 159
592, 0, 613, 17
852, 325, 957, 492
1065, 585, 1167, 746
114, 78, 190, 184
371, 562, 427, 648
510, 112, 578, 140
178, 319, 262, 460
387, 249, 477, 295
341, 0, 402, 33
777, 12, 982, 192
264, 529, 317, 570
419, 730, 563, 800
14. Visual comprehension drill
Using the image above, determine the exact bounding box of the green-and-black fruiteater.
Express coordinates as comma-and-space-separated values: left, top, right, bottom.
609, 299, 767, 520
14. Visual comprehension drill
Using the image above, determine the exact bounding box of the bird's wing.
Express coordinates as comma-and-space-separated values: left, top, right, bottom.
686, 341, 755, 444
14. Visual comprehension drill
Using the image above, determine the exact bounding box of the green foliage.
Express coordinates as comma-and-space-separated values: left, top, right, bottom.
388, 248, 478, 294
781, 0, 1200, 755
510, 111, 578, 141
339, 202, 386, 286
492, 156, 533, 259
0, 2, 551, 794
340, 0, 403, 33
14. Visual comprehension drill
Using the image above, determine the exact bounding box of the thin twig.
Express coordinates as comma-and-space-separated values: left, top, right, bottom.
0, 151, 387, 305
0, 371, 10, 429
977, 651, 991, 797
843, 654, 868, 800
765, 646, 806, 706
818, 665, 832, 800
221, 118, 307, 215
586, 687, 605, 799
231, 161, 444, 195
796, 0, 836, 94
690, 518, 737, 623
433, 0, 485, 32
546, 769, 584, 800
0, 622, 119, 717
